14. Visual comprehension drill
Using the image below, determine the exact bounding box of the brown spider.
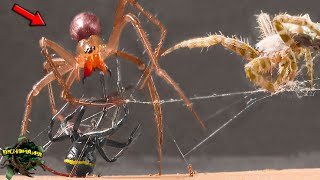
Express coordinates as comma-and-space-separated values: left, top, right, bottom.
20, 0, 205, 174
162, 12, 320, 93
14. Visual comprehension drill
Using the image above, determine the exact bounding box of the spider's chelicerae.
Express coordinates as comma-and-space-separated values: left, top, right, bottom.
163, 12, 320, 93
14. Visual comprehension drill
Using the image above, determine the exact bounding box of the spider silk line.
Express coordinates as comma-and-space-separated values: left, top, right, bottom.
183, 93, 273, 157
126, 78, 320, 106
163, 122, 190, 167
127, 89, 266, 105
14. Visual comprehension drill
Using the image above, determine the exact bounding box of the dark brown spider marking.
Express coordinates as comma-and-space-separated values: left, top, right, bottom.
293, 33, 320, 51
70, 12, 101, 42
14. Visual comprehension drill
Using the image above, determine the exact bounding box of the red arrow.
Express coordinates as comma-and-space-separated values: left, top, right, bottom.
12, 4, 46, 26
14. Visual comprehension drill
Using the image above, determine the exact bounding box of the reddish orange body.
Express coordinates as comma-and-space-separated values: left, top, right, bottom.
75, 35, 108, 81
78, 53, 107, 78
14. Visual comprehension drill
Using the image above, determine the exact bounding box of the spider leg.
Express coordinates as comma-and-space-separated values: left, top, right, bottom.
122, 14, 205, 130
244, 56, 277, 92
96, 124, 140, 163
82, 106, 129, 138
48, 105, 84, 142
128, 0, 167, 57
114, 51, 168, 175
21, 64, 74, 136
275, 60, 291, 87
40, 37, 76, 66
286, 50, 298, 81
127, 0, 167, 84
305, 49, 314, 88
72, 106, 86, 141
95, 145, 116, 163
104, 139, 129, 148
45, 58, 69, 121
162, 34, 259, 60
103, 124, 141, 148
21, 38, 78, 136
273, 14, 320, 48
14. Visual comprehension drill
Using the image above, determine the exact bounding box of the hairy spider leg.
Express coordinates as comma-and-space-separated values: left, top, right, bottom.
273, 14, 320, 48
108, 0, 166, 57
244, 57, 276, 92
305, 49, 314, 87
128, 0, 167, 86
286, 50, 299, 81
244, 50, 298, 93
21, 63, 74, 136
44, 58, 68, 121
162, 34, 259, 60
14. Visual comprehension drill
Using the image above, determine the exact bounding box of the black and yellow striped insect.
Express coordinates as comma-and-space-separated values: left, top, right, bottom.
48, 102, 140, 177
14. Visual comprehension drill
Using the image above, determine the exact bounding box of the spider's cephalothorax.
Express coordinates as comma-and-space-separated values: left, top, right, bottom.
70, 12, 109, 81
163, 12, 320, 92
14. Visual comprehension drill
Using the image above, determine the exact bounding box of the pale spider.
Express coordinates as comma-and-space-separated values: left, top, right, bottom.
162, 12, 320, 93
20, 0, 204, 174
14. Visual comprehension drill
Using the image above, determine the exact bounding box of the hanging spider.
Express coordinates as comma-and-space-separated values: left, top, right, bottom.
48, 99, 140, 177
162, 12, 320, 93
20, 0, 205, 174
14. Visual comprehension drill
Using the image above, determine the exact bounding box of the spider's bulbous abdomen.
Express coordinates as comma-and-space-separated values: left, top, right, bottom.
64, 143, 96, 177
70, 12, 101, 42
256, 34, 287, 54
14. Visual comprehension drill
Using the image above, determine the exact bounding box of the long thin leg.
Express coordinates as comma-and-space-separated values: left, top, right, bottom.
96, 124, 140, 163
40, 38, 76, 66
21, 64, 74, 136
47, 83, 64, 121
46, 58, 73, 121
162, 34, 259, 59
121, 0, 167, 89
82, 106, 129, 138
128, 0, 167, 57
103, 124, 141, 148
122, 13, 205, 130
104, 139, 130, 148
147, 76, 163, 174
72, 106, 86, 141
305, 49, 314, 87
48, 105, 84, 142
114, 50, 168, 175
108, 0, 167, 56
43, 58, 67, 71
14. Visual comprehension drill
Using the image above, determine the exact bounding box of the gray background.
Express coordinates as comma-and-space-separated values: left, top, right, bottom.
1, 0, 320, 176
